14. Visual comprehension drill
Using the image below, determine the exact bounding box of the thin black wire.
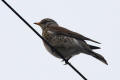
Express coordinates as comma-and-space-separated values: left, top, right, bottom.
2, 0, 87, 80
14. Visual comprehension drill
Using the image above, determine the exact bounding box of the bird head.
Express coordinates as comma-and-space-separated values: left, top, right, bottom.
34, 18, 58, 30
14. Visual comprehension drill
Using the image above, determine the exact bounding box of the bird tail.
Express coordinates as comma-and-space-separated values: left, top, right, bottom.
90, 52, 108, 65
88, 45, 100, 50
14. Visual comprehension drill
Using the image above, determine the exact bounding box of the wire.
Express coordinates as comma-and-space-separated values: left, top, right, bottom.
1, 0, 87, 80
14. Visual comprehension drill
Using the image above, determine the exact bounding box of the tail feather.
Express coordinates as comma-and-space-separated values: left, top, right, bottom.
88, 45, 100, 50
91, 52, 108, 65
86, 38, 101, 44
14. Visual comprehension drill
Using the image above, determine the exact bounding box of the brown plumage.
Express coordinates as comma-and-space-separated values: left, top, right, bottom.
45, 26, 101, 44
34, 18, 108, 65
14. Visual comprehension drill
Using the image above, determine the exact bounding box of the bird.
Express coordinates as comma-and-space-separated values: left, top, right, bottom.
34, 18, 108, 65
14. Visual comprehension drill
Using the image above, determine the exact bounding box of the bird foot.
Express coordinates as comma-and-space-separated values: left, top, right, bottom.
61, 59, 69, 65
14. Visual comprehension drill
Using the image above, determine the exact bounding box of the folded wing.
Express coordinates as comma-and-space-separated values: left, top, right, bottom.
48, 26, 101, 44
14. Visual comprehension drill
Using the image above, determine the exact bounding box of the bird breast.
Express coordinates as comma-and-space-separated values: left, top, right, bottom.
42, 30, 82, 58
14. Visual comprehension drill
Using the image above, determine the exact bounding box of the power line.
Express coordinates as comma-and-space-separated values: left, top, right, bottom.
1, 0, 87, 80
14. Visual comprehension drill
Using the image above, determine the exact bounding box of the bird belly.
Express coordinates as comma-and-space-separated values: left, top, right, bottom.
43, 35, 82, 59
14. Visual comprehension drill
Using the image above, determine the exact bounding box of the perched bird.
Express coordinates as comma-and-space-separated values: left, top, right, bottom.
34, 18, 108, 65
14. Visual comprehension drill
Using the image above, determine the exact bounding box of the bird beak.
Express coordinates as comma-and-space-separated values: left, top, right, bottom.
34, 22, 40, 25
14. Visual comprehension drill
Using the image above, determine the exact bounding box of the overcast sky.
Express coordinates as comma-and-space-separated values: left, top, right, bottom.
0, 0, 120, 80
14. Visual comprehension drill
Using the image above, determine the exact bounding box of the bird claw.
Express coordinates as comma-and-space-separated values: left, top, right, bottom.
64, 62, 68, 65
61, 59, 68, 65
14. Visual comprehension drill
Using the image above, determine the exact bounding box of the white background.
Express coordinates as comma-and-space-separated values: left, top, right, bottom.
0, 0, 119, 80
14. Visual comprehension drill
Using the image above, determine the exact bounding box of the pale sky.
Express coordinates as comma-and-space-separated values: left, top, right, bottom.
0, 0, 120, 80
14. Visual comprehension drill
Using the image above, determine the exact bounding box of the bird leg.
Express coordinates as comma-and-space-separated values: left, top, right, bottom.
61, 57, 71, 65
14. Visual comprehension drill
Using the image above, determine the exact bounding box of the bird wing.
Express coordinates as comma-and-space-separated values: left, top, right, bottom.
47, 26, 101, 44
88, 44, 100, 50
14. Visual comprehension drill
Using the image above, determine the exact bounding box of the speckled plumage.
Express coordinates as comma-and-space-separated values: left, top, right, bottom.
34, 18, 108, 65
